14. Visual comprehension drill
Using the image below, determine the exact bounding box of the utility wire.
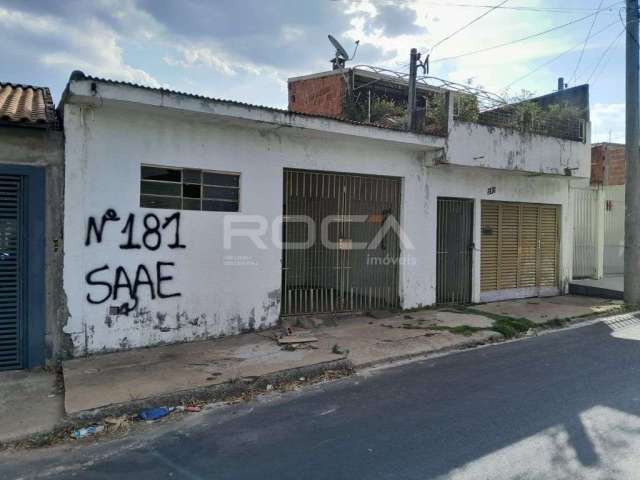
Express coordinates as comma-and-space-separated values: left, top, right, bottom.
428, 0, 509, 54
412, 2, 622, 14
502, 18, 620, 90
586, 28, 626, 84
570, 0, 605, 84
431, 1, 622, 64
619, 5, 640, 45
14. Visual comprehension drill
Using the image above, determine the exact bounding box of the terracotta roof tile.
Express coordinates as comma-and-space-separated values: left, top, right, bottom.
0, 82, 58, 127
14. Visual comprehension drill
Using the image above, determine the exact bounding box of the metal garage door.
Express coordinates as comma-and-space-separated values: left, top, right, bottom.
281, 169, 402, 316
0, 176, 24, 370
481, 201, 560, 293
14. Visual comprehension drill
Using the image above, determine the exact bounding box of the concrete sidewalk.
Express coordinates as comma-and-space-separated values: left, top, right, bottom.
0, 295, 624, 444
62, 295, 621, 417
62, 308, 506, 417
0, 370, 64, 443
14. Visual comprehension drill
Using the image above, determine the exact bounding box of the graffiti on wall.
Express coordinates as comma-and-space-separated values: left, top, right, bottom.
85, 209, 185, 314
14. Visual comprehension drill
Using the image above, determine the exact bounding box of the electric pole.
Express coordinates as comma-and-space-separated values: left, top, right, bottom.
408, 48, 419, 132
625, 0, 640, 304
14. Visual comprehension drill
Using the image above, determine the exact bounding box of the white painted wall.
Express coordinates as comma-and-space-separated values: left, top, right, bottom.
447, 121, 590, 178
63, 103, 435, 355
63, 98, 582, 355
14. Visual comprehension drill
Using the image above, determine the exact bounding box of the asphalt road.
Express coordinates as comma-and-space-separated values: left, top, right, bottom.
4, 318, 640, 479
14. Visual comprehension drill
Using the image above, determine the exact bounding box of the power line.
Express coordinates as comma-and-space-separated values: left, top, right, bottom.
502, 18, 620, 90
428, 0, 509, 54
431, 1, 622, 64
570, 0, 605, 84
413, 2, 622, 14
619, 5, 640, 45
586, 28, 625, 84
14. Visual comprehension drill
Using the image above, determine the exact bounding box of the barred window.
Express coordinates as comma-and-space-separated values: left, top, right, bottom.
140, 165, 240, 212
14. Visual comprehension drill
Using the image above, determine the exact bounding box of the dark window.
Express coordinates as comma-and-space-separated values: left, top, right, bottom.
204, 186, 239, 201
183, 169, 202, 184
140, 165, 239, 212
183, 184, 201, 199
141, 181, 181, 196
140, 195, 181, 210
203, 199, 239, 212
183, 198, 202, 211
141, 166, 181, 183
203, 172, 240, 187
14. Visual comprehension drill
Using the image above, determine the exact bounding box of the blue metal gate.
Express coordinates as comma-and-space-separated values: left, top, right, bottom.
0, 175, 24, 370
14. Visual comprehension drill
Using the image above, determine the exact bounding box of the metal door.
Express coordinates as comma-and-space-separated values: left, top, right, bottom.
436, 198, 473, 304
282, 169, 401, 315
0, 175, 24, 370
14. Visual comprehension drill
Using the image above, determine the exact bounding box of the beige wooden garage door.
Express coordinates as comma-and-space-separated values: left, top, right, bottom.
481, 201, 560, 292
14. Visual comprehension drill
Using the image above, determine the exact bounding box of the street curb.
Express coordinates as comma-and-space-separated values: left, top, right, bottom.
353, 308, 634, 371
0, 358, 352, 449
351, 331, 505, 370
67, 357, 353, 422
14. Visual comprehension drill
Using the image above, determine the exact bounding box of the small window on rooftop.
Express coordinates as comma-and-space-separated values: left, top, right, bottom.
140, 165, 239, 212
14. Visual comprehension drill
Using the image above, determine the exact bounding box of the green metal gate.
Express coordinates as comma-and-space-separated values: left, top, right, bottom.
282, 169, 402, 316
0, 175, 24, 370
436, 197, 474, 304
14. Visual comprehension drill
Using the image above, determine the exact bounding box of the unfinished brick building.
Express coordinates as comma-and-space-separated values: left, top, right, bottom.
591, 143, 625, 185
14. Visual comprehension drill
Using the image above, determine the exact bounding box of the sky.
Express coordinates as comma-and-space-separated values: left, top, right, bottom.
0, 0, 628, 143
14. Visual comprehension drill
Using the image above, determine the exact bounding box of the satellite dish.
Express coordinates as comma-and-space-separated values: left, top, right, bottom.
328, 34, 350, 70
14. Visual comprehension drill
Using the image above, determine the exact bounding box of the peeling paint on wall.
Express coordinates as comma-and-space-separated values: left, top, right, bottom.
62, 102, 585, 356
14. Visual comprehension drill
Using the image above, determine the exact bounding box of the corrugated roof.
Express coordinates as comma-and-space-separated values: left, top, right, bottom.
0, 82, 58, 128
68, 71, 410, 134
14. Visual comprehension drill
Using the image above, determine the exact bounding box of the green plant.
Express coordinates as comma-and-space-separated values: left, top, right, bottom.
449, 325, 481, 336
491, 317, 535, 338
454, 93, 480, 122
343, 95, 406, 126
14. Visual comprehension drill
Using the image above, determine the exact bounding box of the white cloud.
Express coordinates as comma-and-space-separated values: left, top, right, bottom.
0, 0, 624, 112
165, 46, 237, 76
0, 6, 160, 87
591, 103, 625, 143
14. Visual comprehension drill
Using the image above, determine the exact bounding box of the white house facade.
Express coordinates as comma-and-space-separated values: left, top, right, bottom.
61, 72, 590, 356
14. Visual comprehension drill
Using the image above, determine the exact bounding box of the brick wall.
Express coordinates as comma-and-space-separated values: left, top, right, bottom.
288, 73, 346, 118
591, 144, 626, 186
605, 146, 626, 185
591, 145, 605, 185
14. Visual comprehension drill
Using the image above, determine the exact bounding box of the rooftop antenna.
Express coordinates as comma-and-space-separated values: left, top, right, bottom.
328, 35, 359, 70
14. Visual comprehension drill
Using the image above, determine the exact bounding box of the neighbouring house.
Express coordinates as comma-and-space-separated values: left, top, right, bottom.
58, 68, 590, 357
573, 143, 625, 279
591, 142, 626, 186
0, 82, 65, 370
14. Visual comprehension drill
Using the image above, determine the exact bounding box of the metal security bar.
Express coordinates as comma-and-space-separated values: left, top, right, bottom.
436, 198, 473, 304
282, 169, 402, 316
0, 176, 23, 370
477, 109, 586, 142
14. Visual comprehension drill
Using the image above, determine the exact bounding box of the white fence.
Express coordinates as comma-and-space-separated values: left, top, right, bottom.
603, 186, 625, 275
572, 185, 625, 279
572, 187, 600, 279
